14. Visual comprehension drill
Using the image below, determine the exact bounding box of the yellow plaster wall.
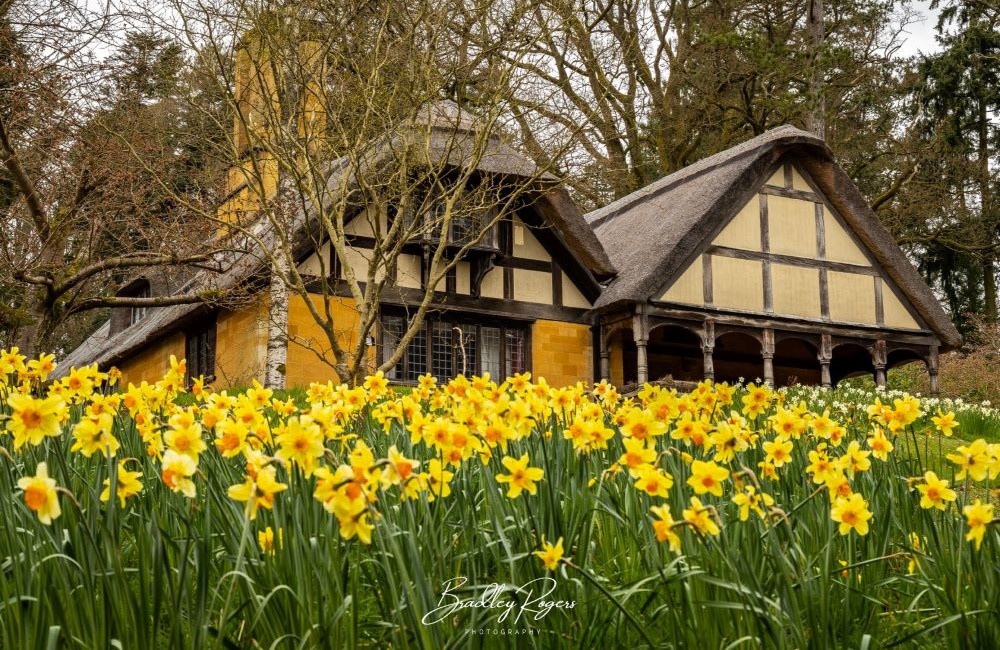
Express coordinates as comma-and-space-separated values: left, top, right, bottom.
562, 271, 591, 308
882, 285, 921, 329
117, 332, 186, 386
824, 215, 871, 266
396, 254, 422, 289
765, 169, 785, 187
713, 199, 761, 251
767, 195, 817, 258
456, 261, 471, 294
512, 217, 550, 261
771, 264, 821, 318
790, 166, 812, 192
828, 271, 877, 325
711, 255, 764, 312
513, 268, 553, 304
661, 256, 704, 305
285, 293, 374, 386
531, 320, 592, 386
214, 302, 267, 387
344, 207, 384, 237
480, 267, 504, 299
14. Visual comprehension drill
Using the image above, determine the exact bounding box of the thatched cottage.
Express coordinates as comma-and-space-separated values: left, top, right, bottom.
58, 36, 960, 394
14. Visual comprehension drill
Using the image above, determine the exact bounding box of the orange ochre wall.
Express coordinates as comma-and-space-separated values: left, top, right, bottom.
214, 302, 268, 387
531, 320, 593, 387
117, 302, 267, 389
285, 293, 375, 386
117, 332, 186, 385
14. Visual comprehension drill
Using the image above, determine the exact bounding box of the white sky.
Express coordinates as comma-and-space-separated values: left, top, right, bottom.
896, 0, 943, 57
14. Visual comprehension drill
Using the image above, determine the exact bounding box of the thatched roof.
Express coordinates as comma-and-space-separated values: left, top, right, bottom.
56, 101, 614, 375
587, 125, 962, 350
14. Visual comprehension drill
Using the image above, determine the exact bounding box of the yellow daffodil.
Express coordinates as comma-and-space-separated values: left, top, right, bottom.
915, 471, 957, 510
161, 449, 198, 498
258, 526, 282, 555
931, 410, 958, 437
6, 393, 66, 450
762, 436, 794, 468
534, 536, 565, 571
634, 465, 674, 498
732, 485, 775, 522
100, 461, 143, 507
963, 499, 994, 551
227, 465, 288, 520
275, 416, 325, 477
17, 462, 61, 525
866, 427, 893, 462
496, 454, 544, 499
650, 504, 682, 552
687, 460, 729, 497
947, 439, 990, 482
831, 493, 873, 536
682, 496, 720, 537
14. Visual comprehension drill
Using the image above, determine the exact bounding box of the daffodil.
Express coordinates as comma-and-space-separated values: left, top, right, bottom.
947, 439, 990, 482
831, 493, 873, 536
682, 496, 720, 537
496, 454, 544, 499
931, 410, 958, 437
963, 499, 994, 550
258, 526, 282, 554
6, 393, 65, 450
17, 462, 61, 525
915, 471, 957, 511
650, 504, 682, 552
227, 465, 288, 520
275, 416, 325, 477
620, 438, 657, 477
866, 427, 893, 462
161, 449, 198, 498
100, 461, 144, 507
762, 436, 794, 468
634, 465, 673, 498
534, 536, 565, 571
732, 485, 775, 522
687, 460, 729, 497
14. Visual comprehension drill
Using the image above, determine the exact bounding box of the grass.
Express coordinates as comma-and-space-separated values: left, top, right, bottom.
1, 366, 999, 648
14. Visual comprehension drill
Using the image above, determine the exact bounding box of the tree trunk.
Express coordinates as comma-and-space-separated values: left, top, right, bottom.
805, 0, 826, 139
265, 257, 289, 389
977, 93, 997, 322
984, 254, 998, 323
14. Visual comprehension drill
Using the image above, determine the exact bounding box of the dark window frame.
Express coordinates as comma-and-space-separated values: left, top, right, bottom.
185, 314, 218, 384
379, 309, 531, 383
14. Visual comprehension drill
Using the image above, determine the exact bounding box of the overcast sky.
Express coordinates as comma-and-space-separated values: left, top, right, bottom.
896, 0, 944, 58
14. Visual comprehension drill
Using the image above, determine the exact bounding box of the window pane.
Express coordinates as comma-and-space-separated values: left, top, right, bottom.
505, 328, 527, 376
431, 321, 453, 382
405, 323, 427, 382
455, 323, 477, 376
381, 316, 404, 381
481, 326, 501, 380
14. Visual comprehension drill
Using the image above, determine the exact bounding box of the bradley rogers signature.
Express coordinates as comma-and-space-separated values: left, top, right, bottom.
421, 577, 576, 626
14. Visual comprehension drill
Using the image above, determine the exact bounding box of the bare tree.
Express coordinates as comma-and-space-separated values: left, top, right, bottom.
145, 0, 575, 385
0, 0, 228, 354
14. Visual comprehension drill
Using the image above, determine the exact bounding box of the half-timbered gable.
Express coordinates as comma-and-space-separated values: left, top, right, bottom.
590, 126, 961, 391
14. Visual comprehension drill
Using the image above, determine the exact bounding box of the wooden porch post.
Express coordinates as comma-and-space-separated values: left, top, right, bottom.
872, 339, 887, 388
633, 305, 649, 385
818, 334, 832, 388
702, 320, 715, 382
926, 344, 940, 396
599, 328, 610, 382
762, 328, 775, 387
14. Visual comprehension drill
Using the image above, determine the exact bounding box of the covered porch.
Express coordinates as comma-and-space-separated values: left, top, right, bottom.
599, 306, 941, 393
